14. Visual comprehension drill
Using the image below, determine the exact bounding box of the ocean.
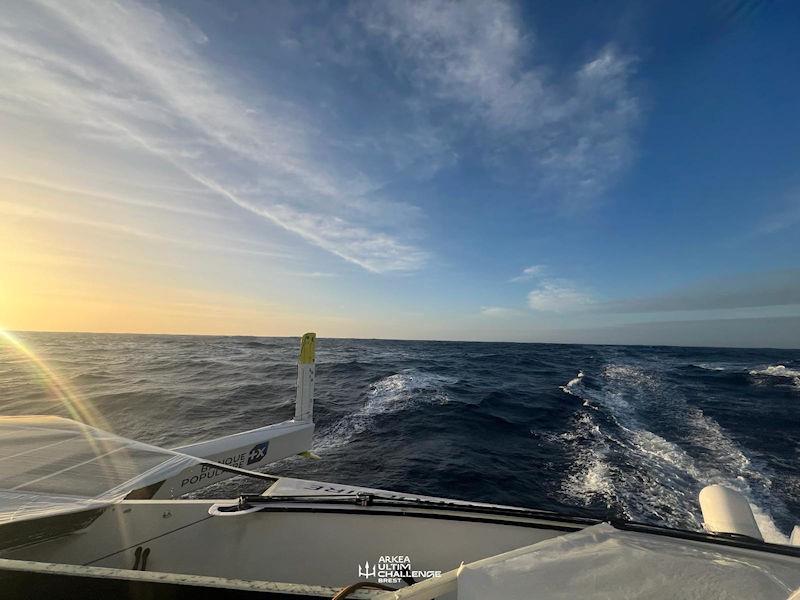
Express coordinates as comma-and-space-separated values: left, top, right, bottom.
1, 332, 798, 543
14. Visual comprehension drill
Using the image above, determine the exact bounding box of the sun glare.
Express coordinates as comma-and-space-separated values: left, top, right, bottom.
0, 330, 108, 430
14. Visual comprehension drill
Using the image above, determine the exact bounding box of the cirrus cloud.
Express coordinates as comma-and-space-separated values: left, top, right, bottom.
0, 0, 428, 273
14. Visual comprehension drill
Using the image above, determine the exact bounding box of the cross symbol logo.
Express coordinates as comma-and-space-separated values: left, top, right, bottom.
247, 441, 270, 465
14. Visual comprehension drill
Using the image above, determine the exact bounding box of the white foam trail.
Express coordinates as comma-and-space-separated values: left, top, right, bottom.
557, 362, 794, 539
314, 369, 455, 451
560, 412, 616, 507
568, 455, 613, 503
564, 370, 584, 389
751, 504, 790, 545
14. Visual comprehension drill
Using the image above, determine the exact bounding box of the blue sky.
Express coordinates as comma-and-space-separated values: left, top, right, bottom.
1, 0, 798, 347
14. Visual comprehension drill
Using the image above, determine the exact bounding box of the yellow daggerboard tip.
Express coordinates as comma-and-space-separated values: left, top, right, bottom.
299, 332, 316, 364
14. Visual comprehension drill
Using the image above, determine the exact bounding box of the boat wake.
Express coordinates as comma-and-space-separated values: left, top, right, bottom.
558, 363, 791, 543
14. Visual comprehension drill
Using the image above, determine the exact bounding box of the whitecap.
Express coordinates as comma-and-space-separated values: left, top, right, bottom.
314, 369, 456, 451
749, 365, 800, 387
559, 370, 584, 394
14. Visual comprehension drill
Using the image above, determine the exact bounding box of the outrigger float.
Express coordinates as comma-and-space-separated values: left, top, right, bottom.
1, 334, 799, 599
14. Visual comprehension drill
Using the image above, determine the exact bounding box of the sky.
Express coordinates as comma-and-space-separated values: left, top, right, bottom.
0, 0, 798, 347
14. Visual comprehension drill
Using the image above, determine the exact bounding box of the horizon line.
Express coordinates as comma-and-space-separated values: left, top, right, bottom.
5, 326, 799, 352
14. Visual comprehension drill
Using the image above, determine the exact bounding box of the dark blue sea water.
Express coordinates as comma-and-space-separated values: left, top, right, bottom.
1, 333, 798, 543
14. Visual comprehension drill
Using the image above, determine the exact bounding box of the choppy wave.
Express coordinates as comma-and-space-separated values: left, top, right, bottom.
1, 332, 798, 541
314, 369, 456, 451
692, 363, 726, 371
749, 365, 800, 388
560, 370, 584, 391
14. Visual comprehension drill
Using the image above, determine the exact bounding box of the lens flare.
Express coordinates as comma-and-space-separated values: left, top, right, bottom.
0, 330, 111, 432
1, 331, 134, 504
0, 331, 139, 547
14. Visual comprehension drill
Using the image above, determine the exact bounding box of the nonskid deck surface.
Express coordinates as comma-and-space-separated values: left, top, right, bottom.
2, 478, 800, 600
0, 496, 573, 585
4, 492, 800, 590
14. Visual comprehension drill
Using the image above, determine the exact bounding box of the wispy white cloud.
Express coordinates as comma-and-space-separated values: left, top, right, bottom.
525, 269, 800, 316
0, 199, 292, 260
527, 279, 594, 312
0, 175, 225, 220
599, 270, 800, 313
752, 191, 800, 236
0, 0, 427, 273
480, 306, 521, 318
509, 264, 546, 282
291, 271, 338, 279
356, 0, 640, 206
